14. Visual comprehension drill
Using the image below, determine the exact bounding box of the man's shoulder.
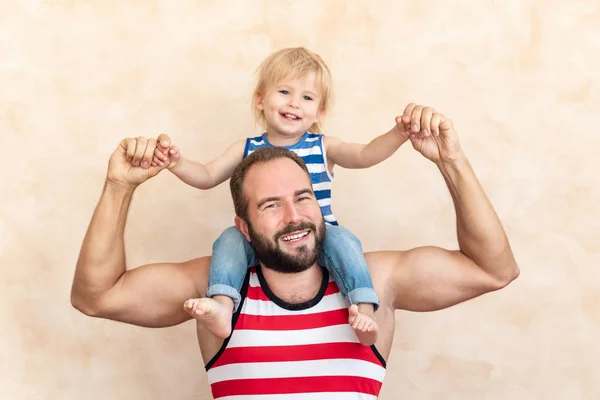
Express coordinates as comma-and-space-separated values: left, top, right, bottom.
174, 255, 212, 291
365, 250, 410, 305
364, 250, 408, 272
364, 250, 407, 290
179, 255, 211, 273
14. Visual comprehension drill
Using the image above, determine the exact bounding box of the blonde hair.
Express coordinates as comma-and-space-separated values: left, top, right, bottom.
251, 47, 333, 134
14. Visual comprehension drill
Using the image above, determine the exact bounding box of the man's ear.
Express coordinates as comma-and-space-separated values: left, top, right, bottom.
235, 216, 252, 242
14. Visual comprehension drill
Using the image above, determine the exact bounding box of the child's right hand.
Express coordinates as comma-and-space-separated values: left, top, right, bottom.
152, 133, 181, 170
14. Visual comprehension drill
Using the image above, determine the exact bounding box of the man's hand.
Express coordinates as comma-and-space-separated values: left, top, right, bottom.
395, 103, 463, 164
106, 136, 170, 189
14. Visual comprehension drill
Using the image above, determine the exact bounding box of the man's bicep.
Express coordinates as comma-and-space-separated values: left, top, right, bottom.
389, 247, 502, 311
96, 257, 209, 327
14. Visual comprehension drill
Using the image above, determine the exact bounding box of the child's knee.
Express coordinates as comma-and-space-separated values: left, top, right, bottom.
325, 225, 362, 249
213, 226, 245, 250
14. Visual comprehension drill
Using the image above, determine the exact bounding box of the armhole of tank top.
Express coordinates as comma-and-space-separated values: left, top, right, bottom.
242, 137, 251, 158
370, 345, 387, 368
204, 270, 252, 370
319, 134, 334, 181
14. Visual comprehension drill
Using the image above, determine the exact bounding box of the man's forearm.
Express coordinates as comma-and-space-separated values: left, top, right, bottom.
438, 154, 518, 283
71, 181, 134, 308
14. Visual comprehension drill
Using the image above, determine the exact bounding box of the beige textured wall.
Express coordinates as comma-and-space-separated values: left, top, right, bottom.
1, 0, 598, 399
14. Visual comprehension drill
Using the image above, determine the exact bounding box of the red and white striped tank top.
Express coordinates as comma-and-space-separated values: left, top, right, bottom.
205, 266, 387, 399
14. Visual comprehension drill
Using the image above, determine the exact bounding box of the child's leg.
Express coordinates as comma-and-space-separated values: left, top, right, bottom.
184, 226, 256, 339
208, 226, 257, 310
318, 224, 380, 346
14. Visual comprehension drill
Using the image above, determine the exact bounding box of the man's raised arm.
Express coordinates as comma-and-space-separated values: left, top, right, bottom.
377, 104, 519, 311
70, 135, 207, 327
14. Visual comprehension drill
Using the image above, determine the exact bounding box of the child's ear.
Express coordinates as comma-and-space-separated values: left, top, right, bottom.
255, 93, 265, 111
317, 105, 325, 119
235, 216, 252, 242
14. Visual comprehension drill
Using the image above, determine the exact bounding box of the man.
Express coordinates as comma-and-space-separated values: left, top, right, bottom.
71, 104, 519, 398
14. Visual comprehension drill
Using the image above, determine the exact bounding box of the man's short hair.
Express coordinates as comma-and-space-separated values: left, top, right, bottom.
230, 147, 310, 222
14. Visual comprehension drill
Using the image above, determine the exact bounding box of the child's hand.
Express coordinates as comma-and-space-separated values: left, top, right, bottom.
151, 134, 182, 170
394, 115, 412, 141
395, 103, 462, 164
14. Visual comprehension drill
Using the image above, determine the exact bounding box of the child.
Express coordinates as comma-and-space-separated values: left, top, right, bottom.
153, 47, 409, 346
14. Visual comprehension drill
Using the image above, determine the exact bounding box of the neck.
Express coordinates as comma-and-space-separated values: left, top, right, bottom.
259, 262, 323, 304
265, 128, 305, 146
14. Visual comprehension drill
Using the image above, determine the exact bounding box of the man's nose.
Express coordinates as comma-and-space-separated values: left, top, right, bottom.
283, 203, 302, 225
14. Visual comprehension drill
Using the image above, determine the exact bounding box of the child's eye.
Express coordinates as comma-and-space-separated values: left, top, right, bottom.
303, 95, 313, 101
279, 90, 289, 95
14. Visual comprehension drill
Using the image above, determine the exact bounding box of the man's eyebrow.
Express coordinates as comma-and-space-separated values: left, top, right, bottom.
295, 188, 314, 197
256, 188, 314, 209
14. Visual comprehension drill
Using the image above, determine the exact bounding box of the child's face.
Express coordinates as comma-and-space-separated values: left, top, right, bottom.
257, 71, 323, 137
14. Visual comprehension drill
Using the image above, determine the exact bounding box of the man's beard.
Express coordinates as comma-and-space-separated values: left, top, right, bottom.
248, 219, 326, 274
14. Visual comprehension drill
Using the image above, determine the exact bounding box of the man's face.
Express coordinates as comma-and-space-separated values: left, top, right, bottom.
236, 158, 326, 274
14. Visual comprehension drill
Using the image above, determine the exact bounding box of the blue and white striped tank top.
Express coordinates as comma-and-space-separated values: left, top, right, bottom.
243, 132, 338, 226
